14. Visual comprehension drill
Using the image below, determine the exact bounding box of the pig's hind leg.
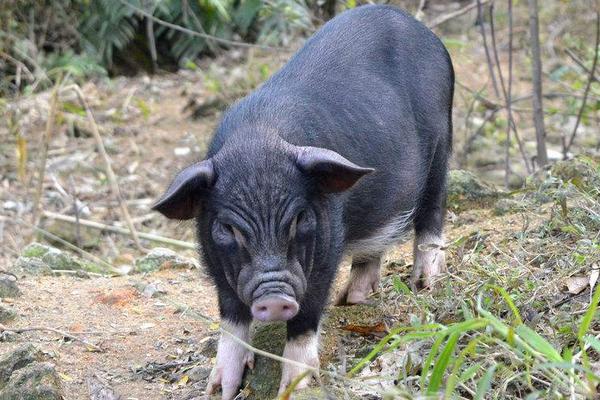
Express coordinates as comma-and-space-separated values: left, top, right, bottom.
410, 137, 450, 290
336, 255, 382, 305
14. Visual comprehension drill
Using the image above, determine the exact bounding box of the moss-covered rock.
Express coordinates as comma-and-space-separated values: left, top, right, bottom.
0, 275, 21, 299
0, 344, 42, 387
14, 243, 105, 275
447, 170, 500, 210
0, 362, 63, 400
135, 248, 199, 273
550, 155, 600, 192
242, 322, 287, 400
0, 305, 17, 323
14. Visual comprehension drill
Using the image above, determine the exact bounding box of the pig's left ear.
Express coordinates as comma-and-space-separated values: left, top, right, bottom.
152, 159, 215, 220
296, 146, 374, 192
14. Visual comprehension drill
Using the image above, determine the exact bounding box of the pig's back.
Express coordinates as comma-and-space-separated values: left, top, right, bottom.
212, 5, 454, 247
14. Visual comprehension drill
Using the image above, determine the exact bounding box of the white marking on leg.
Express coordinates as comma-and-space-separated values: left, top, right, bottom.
206, 320, 254, 400
278, 330, 320, 395
411, 232, 446, 289
338, 256, 381, 305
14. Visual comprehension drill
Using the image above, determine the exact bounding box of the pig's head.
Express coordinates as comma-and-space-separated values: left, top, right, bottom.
152, 138, 373, 322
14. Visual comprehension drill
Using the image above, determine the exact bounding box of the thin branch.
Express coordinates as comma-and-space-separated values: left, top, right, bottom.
31, 80, 60, 229
415, 0, 427, 21
565, 48, 600, 83
505, 0, 514, 187
41, 211, 196, 250
117, 0, 280, 51
528, 0, 549, 167
476, 0, 500, 98
489, 1, 532, 180
564, 11, 600, 158
427, 0, 491, 29
0, 324, 103, 352
61, 84, 145, 252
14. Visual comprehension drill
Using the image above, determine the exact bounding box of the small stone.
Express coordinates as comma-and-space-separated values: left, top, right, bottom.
135, 248, 199, 273
493, 198, 525, 216
0, 275, 21, 299
187, 365, 211, 382
141, 282, 166, 298
0, 362, 63, 399
0, 305, 17, 323
0, 344, 43, 386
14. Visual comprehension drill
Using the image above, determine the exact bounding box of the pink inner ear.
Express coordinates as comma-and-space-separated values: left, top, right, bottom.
296, 146, 375, 193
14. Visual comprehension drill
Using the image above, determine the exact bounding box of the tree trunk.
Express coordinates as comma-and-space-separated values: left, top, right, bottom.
528, 0, 548, 167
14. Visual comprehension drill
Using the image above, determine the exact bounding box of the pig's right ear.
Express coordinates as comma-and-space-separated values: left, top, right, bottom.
296, 146, 374, 192
152, 159, 215, 220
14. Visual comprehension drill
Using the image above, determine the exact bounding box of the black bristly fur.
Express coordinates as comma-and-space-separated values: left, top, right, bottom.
155, 5, 454, 341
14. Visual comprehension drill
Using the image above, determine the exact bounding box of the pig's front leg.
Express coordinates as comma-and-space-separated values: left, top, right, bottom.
278, 292, 326, 395
207, 289, 254, 400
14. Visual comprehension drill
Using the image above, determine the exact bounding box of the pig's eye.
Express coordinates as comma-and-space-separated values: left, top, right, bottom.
212, 222, 245, 248
292, 210, 313, 239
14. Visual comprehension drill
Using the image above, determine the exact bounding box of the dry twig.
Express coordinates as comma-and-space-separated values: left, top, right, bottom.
42, 210, 196, 250
61, 84, 145, 252
0, 324, 103, 352
428, 0, 491, 29
563, 12, 600, 158
31, 80, 60, 229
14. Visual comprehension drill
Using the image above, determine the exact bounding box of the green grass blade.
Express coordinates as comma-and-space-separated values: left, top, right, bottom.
428, 332, 460, 395
487, 284, 523, 325
578, 282, 600, 341
515, 325, 563, 362
474, 364, 497, 400
445, 337, 481, 398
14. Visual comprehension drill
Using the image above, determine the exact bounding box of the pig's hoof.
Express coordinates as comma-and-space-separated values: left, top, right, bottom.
278, 332, 320, 396
206, 350, 254, 399
335, 259, 380, 306
336, 284, 377, 306
411, 247, 446, 290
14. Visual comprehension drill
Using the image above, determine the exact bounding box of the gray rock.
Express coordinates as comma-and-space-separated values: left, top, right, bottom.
448, 170, 499, 210
141, 282, 166, 298
187, 365, 211, 383
0, 344, 42, 387
0, 275, 21, 298
493, 198, 526, 216
0, 362, 63, 400
13, 257, 52, 276
135, 248, 199, 273
0, 305, 16, 323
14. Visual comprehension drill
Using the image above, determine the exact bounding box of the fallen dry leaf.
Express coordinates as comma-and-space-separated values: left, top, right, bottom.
341, 322, 387, 337
565, 276, 589, 295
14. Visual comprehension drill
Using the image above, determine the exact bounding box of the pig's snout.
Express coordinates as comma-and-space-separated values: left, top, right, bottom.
251, 294, 299, 321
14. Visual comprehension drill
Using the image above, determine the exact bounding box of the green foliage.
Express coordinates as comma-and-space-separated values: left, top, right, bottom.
0, 0, 312, 95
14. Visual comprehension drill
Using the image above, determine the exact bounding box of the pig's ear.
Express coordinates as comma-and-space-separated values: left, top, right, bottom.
296, 147, 374, 192
152, 159, 215, 220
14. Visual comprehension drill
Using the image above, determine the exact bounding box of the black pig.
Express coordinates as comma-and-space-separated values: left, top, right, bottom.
153, 4, 453, 398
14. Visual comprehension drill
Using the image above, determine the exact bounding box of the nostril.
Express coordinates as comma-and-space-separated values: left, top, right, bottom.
258, 306, 267, 312
282, 305, 289, 311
